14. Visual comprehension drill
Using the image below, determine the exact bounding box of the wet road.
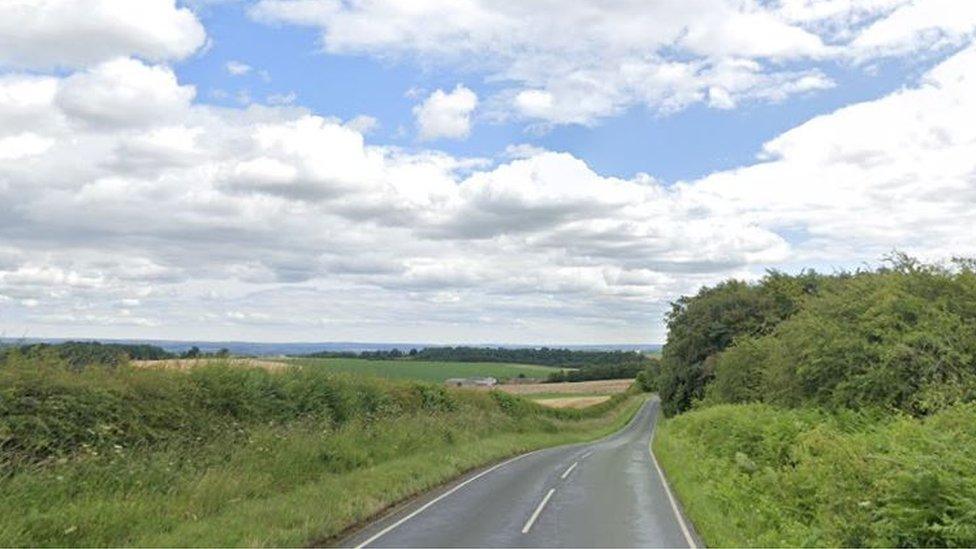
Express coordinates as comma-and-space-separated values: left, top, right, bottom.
342, 397, 697, 548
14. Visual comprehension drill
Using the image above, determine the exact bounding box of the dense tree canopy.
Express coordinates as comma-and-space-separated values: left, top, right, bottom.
657, 270, 824, 415
658, 256, 976, 417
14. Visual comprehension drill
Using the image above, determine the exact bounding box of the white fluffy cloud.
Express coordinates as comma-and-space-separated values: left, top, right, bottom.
251, 0, 976, 126
56, 57, 196, 129
847, 0, 976, 59
1, 43, 975, 342
0, 0, 206, 69
413, 85, 478, 141
685, 43, 976, 263
0, 57, 760, 341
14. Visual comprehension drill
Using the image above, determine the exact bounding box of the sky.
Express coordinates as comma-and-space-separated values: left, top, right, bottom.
1, 0, 975, 345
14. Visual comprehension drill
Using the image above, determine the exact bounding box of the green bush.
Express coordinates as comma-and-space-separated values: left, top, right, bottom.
0, 355, 637, 471
635, 360, 661, 392
704, 260, 976, 416
0, 360, 498, 469
654, 257, 976, 546
655, 403, 976, 547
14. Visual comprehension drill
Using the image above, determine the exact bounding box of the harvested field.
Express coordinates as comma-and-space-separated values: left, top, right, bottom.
287, 357, 558, 383
131, 358, 289, 372
534, 396, 612, 409
496, 378, 634, 395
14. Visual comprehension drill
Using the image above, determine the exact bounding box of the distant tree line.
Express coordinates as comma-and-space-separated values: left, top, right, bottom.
303, 346, 654, 368
0, 341, 173, 369
0, 341, 231, 370
178, 346, 230, 359
546, 360, 655, 382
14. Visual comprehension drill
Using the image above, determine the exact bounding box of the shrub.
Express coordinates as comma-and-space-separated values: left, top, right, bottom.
655, 402, 976, 547
703, 260, 976, 416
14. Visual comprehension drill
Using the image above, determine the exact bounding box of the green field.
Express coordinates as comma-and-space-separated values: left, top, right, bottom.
285, 357, 562, 382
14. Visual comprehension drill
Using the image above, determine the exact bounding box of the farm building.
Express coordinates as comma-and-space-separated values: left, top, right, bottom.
444, 377, 497, 388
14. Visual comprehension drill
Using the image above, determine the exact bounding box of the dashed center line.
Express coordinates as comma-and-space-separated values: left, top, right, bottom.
521, 488, 556, 534
560, 461, 578, 479
355, 452, 534, 548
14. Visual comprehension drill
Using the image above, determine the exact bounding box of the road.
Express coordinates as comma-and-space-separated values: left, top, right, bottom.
342, 397, 697, 548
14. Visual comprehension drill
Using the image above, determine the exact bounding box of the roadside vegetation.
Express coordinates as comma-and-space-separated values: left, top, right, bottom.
651, 255, 976, 546
0, 349, 644, 546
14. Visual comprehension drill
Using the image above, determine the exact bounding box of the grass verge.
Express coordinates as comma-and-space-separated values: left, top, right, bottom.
0, 357, 641, 546
653, 403, 976, 547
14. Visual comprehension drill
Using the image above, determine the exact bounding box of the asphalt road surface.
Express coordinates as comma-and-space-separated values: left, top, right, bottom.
342, 397, 697, 548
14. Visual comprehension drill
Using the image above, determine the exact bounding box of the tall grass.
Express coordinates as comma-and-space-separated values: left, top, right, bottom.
0, 353, 641, 546
654, 403, 976, 547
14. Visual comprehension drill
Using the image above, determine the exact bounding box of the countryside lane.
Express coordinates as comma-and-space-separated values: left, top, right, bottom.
341, 397, 697, 548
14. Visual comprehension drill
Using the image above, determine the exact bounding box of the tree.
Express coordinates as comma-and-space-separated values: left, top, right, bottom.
657, 271, 822, 416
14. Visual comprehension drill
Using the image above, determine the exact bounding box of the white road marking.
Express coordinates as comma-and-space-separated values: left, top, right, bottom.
355, 452, 534, 548
560, 461, 578, 479
521, 488, 556, 534
649, 415, 698, 549
580, 451, 592, 460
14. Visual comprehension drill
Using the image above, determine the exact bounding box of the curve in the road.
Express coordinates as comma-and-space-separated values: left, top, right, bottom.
341, 397, 698, 548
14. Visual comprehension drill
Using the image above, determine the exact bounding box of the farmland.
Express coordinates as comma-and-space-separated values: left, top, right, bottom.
532, 396, 612, 409
132, 357, 288, 371
285, 356, 561, 382
496, 378, 634, 395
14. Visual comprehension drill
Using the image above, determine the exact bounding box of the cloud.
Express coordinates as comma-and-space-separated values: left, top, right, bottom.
685, 42, 976, 263
0, 133, 53, 160
345, 115, 379, 134
225, 60, 252, 75
1, 40, 976, 342
55, 57, 195, 129
251, 0, 976, 127
413, 85, 478, 141
266, 91, 297, 105
504, 143, 547, 159
848, 0, 976, 59
0, 0, 206, 69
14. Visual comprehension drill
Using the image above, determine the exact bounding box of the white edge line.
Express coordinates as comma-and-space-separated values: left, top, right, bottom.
521, 488, 556, 534
649, 423, 698, 548
355, 452, 533, 548
560, 461, 578, 480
